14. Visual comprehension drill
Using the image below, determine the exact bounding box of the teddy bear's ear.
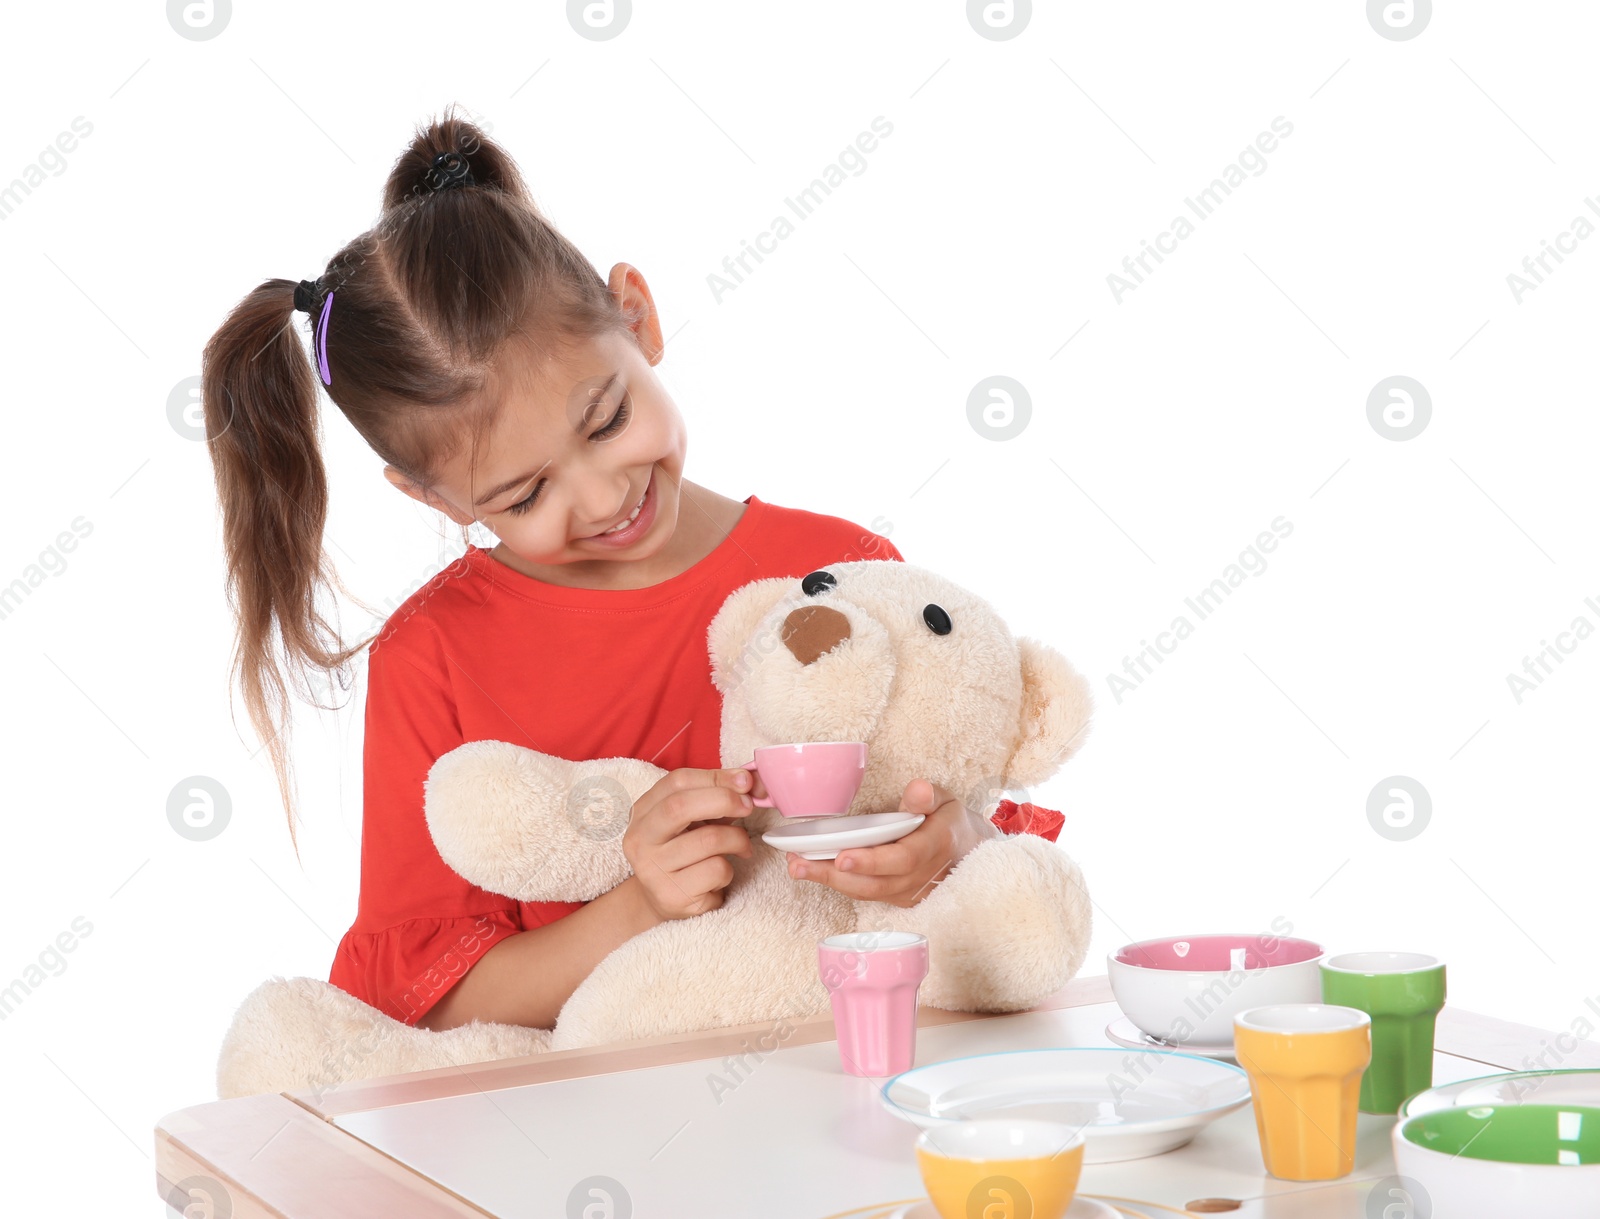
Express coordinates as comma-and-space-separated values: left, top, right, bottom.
1004, 636, 1094, 789
708, 576, 800, 694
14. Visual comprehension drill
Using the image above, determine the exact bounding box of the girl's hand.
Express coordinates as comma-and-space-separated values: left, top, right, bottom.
786, 778, 986, 908
623, 767, 758, 921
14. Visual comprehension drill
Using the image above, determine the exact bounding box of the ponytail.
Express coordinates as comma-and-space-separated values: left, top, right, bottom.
200, 280, 372, 853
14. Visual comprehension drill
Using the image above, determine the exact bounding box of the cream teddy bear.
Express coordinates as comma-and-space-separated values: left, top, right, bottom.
217, 560, 1094, 1099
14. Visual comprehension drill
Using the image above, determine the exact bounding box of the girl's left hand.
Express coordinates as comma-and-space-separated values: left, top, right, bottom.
786, 777, 989, 907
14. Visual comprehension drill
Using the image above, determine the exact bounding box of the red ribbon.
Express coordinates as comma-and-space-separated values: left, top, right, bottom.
989, 799, 1064, 843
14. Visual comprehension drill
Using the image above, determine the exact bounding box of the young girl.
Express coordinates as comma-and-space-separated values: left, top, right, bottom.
200, 108, 1060, 1037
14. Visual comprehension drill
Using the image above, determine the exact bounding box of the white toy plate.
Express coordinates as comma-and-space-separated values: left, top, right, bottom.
762, 811, 924, 860
880, 1048, 1252, 1163
1104, 1015, 1236, 1060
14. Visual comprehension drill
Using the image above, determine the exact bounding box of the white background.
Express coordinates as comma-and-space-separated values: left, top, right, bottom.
2, 1, 1595, 1213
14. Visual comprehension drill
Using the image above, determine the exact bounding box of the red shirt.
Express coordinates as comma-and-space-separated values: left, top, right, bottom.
329, 493, 907, 1024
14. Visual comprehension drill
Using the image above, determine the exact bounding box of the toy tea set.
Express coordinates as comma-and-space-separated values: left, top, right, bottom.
755, 742, 1600, 1219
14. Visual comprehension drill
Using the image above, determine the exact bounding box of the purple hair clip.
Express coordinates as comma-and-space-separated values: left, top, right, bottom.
315, 291, 334, 386
292, 278, 334, 386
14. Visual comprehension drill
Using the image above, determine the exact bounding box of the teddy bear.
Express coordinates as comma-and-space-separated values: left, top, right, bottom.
216, 559, 1095, 1100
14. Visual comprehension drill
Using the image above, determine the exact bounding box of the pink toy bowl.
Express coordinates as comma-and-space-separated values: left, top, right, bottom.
1107, 933, 1327, 1049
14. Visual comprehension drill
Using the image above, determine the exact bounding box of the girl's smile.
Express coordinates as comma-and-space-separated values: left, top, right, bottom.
579, 464, 659, 547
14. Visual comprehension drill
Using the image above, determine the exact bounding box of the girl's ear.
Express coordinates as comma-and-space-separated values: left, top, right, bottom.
708, 576, 802, 694
383, 465, 473, 526
1004, 636, 1095, 789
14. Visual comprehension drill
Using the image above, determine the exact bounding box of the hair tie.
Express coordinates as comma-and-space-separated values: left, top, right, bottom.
291, 278, 334, 386
430, 150, 475, 190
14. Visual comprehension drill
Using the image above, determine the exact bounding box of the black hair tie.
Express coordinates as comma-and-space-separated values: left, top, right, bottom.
430, 151, 475, 190
292, 279, 320, 314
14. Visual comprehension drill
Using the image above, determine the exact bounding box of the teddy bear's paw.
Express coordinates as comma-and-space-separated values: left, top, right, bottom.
859, 836, 1093, 1013
215, 976, 552, 1100
426, 741, 665, 902
549, 912, 831, 1052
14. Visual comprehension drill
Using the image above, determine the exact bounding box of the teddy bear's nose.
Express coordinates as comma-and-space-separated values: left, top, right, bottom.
781, 604, 852, 665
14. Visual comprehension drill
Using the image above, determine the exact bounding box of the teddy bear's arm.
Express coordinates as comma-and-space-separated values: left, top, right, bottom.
424, 741, 668, 902
853, 835, 1092, 1013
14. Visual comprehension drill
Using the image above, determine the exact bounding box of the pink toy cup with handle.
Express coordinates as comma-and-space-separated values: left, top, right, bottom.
736, 741, 867, 817
818, 931, 928, 1077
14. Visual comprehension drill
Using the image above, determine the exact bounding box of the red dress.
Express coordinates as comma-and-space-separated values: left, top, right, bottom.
328, 493, 1060, 1025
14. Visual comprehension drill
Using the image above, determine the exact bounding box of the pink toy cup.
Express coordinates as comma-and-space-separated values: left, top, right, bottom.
818, 930, 928, 1076
737, 741, 867, 818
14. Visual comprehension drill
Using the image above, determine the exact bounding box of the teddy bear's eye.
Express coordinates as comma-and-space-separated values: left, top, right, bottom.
923, 603, 952, 635
801, 570, 837, 596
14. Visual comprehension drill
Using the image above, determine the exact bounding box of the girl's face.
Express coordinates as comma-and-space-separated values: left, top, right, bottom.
403, 323, 689, 576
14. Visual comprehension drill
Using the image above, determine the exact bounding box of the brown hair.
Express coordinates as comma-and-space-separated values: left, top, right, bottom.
200, 105, 636, 849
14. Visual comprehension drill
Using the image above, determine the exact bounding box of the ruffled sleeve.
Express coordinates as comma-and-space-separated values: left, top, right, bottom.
329, 630, 584, 1026
989, 798, 1064, 843
328, 910, 523, 1025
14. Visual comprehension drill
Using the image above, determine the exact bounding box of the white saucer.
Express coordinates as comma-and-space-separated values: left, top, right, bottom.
881, 1048, 1251, 1163
1105, 1014, 1236, 1060
889, 1196, 1120, 1219
762, 811, 924, 860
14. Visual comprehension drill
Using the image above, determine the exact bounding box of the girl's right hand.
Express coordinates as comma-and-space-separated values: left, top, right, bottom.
623, 767, 760, 921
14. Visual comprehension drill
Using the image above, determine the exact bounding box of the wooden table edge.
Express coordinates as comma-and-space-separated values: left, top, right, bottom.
153, 975, 1594, 1219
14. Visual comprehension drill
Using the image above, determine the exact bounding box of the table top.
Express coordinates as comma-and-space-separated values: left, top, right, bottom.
154, 975, 1600, 1218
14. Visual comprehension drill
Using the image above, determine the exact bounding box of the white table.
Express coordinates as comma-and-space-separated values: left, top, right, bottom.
155, 976, 1598, 1217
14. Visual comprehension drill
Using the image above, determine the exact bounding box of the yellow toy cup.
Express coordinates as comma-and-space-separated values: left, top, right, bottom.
914, 1119, 1086, 1219
1234, 1003, 1372, 1181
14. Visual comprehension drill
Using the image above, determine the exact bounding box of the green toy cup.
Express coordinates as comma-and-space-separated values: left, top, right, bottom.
1320, 952, 1446, 1115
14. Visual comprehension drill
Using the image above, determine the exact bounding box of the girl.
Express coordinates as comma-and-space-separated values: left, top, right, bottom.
200, 108, 1060, 1036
